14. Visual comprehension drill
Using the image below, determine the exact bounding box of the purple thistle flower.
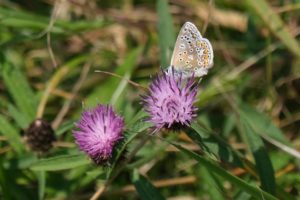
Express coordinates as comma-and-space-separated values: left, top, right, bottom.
73, 105, 124, 164
142, 69, 198, 132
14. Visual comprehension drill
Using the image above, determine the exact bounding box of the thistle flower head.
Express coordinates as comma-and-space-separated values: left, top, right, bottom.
73, 105, 124, 164
142, 69, 198, 132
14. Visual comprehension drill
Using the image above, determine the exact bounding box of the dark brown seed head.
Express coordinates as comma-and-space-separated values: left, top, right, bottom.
24, 119, 56, 154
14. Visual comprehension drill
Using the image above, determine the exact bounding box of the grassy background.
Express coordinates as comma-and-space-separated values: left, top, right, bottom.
0, 0, 300, 199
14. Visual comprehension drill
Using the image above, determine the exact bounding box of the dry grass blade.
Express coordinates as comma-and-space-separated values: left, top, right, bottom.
36, 66, 69, 118
260, 134, 300, 159
95, 70, 147, 91
275, 3, 300, 13
104, 176, 197, 195
52, 61, 91, 129
172, 0, 248, 32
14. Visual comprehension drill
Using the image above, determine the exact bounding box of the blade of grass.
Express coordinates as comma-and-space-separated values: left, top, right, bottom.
0, 162, 31, 200
0, 161, 11, 200
8, 104, 30, 129
246, 0, 300, 58
1, 61, 37, 123
200, 166, 225, 200
85, 47, 142, 107
0, 115, 23, 154
240, 103, 290, 145
107, 120, 152, 178
170, 142, 279, 200
239, 114, 276, 194
239, 103, 299, 158
30, 154, 90, 171
37, 55, 88, 118
0, 7, 105, 34
132, 170, 165, 200
190, 122, 244, 167
157, 0, 175, 68
37, 171, 46, 200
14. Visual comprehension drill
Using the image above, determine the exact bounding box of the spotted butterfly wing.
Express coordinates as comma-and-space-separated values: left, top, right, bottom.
169, 22, 214, 77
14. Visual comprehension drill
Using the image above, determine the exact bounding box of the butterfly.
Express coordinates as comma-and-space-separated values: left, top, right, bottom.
166, 22, 214, 78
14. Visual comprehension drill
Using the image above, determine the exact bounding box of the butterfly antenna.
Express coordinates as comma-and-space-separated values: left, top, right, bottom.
95, 70, 147, 91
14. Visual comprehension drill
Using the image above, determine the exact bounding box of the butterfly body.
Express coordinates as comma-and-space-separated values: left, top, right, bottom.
166, 22, 214, 78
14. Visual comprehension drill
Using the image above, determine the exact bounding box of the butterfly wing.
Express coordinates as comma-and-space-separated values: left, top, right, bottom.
170, 22, 214, 77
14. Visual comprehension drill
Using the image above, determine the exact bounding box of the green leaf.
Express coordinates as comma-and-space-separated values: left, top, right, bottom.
246, 0, 300, 58
0, 162, 11, 200
200, 166, 225, 200
240, 103, 299, 158
133, 170, 165, 200
239, 115, 276, 194
240, 103, 290, 145
0, 115, 23, 154
157, 0, 175, 68
126, 109, 148, 127
37, 171, 46, 200
127, 135, 174, 169
85, 47, 142, 107
0, 164, 31, 200
8, 104, 30, 129
1, 61, 37, 122
171, 142, 278, 200
190, 122, 244, 167
0, 7, 105, 34
55, 120, 75, 136
234, 191, 252, 200
30, 154, 90, 171
108, 119, 152, 178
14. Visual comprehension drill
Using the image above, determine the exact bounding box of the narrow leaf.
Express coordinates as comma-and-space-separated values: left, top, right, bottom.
190, 122, 244, 167
200, 166, 225, 200
0, 115, 23, 154
108, 119, 152, 178
31, 154, 90, 171
37, 171, 46, 200
171, 142, 278, 200
8, 104, 30, 129
240, 103, 290, 145
0, 7, 105, 34
240, 115, 276, 194
86, 47, 142, 107
133, 170, 165, 200
246, 0, 300, 58
1, 61, 37, 122
157, 0, 175, 68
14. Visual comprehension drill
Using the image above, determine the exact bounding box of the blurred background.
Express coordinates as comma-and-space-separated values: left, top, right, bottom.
0, 0, 300, 199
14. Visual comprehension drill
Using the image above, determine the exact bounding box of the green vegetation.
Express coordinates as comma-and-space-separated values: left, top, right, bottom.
0, 0, 299, 199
